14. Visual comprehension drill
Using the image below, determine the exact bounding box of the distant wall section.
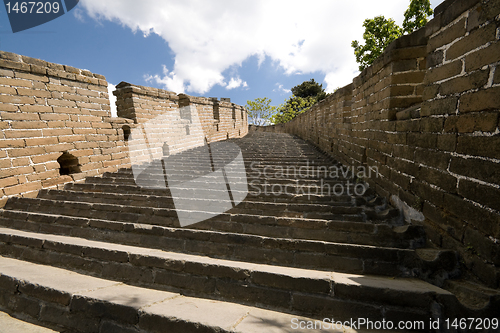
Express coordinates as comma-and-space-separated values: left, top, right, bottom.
113, 82, 248, 142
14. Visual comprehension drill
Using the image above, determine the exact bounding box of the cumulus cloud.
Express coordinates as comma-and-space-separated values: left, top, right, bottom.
80, 0, 445, 94
73, 8, 85, 22
145, 65, 186, 93
226, 77, 248, 90
274, 83, 291, 95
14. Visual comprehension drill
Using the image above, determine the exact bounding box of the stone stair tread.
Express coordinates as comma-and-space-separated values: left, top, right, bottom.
0, 201, 366, 228
38, 189, 357, 211
64, 184, 356, 204
0, 311, 60, 333
0, 256, 358, 333
0, 208, 420, 243
443, 279, 500, 310
0, 227, 450, 297
7, 196, 355, 214
0, 213, 403, 253
0, 208, 424, 250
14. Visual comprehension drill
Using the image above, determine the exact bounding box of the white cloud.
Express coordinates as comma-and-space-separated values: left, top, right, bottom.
145, 65, 186, 93
226, 77, 248, 90
73, 8, 85, 22
80, 0, 446, 94
107, 83, 117, 117
274, 83, 291, 95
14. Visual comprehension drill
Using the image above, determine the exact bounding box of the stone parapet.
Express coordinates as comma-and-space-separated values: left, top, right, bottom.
1, 54, 248, 206
253, 0, 500, 287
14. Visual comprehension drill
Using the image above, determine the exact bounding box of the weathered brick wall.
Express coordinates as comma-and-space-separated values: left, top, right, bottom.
114, 82, 248, 144
0, 51, 132, 206
1, 54, 248, 207
253, 0, 500, 287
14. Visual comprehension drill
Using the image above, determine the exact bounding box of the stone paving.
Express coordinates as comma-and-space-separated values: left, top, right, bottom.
0, 132, 498, 332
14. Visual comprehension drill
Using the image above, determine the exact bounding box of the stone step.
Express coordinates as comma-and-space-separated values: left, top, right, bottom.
0, 256, 361, 333
64, 182, 362, 205
104, 172, 356, 184
0, 229, 454, 324
86, 174, 365, 189
112, 163, 353, 177
0, 311, 60, 333
1, 196, 408, 246
3, 197, 366, 224
37, 189, 363, 215
442, 279, 500, 318
0, 208, 424, 249
54, 187, 358, 207
79, 179, 376, 210
0, 212, 452, 278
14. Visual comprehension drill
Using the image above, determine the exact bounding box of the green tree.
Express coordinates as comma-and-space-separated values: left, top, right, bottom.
272, 95, 318, 124
352, 0, 434, 71
245, 97, 277, 125
272, 79, 328, 124
403, 0, 433, 33
351, 16, 403, 71
291, 79, 327, 101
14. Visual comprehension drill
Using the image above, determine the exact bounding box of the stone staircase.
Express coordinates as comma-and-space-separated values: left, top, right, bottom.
0, 132, 498, 332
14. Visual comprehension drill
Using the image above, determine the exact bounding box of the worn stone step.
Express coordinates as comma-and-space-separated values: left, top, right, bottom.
109, 165, 355, 180
0, 213, 450, 278
0, 207, 423, 249
64, 182, 359, 205
441, 279, 500, 318
47, 187, 357, 207
3, 196, 367, 225
0, 311, 60, 333
37, 189, 360, 214
87, 174, 365, 191
0, 229, 454, 323
0, 256, 361, 333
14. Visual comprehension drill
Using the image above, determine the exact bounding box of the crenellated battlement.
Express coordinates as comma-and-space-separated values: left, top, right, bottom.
0, 53, 248, 205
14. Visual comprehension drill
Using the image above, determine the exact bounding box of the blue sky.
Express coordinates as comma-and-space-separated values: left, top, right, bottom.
0, 0, 444, 115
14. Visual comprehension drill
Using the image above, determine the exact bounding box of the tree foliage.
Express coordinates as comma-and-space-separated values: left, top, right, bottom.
291, 79, 327, 101
351, 16, 402, 71
271, 95, 317, 124
245, 97, 277, 126
403, 0, 433, 33
352, 0, 434, 71
272, 79, 327, 124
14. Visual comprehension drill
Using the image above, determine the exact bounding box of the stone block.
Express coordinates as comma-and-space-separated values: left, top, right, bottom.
456, 135, 500, 159
446, 23, 496, 61
439, 68, 489, 95
418, 166, 457, 193
458, 179, 500, 211
420, 96, 458, 116
216, 279, 290, 308
459, 87, 500, 113
424, 60, 462, 84
407, 132, 437, 149
465, 41, 500, 72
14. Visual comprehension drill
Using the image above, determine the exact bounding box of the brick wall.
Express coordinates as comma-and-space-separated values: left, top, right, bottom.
0, 51, 133, 206
1, 54, 248, 207
253, 0, 500, 287
114, 82, 248, 143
